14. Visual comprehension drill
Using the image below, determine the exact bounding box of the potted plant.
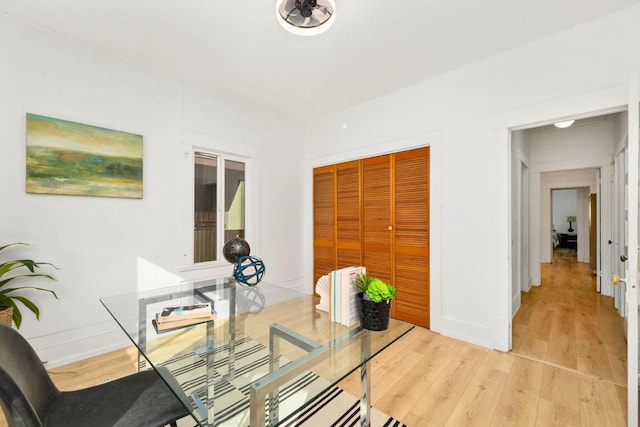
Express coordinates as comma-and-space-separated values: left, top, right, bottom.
354, 272, 396, 331
0, 243, 59, 329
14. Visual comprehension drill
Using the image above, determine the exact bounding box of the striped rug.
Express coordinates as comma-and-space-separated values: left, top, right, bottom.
280, 386, 407, 427
161, 335, 406, 427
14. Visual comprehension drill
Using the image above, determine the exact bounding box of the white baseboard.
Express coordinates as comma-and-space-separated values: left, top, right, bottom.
31, 323, 131, 368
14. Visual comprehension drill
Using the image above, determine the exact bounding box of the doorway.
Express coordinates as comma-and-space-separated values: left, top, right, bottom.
509, 112, 628, 382
551, 187, 590, 262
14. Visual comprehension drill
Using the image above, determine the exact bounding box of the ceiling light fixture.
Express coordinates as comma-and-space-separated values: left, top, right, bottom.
276, 0, 336, 36
553, 120, 575, 129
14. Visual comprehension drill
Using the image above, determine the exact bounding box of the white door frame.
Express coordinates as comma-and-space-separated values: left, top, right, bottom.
625, 67, 639, 427
613, 148, 628, 316
503, 76, 638, 424
520, 162, 530, 294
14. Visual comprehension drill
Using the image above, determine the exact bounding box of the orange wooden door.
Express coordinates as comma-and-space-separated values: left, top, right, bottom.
313, 165, 336, 288
393, 147, 430, 328
336, 160, 362, 268
362, 154, 393, 286
313, 147, 430, 328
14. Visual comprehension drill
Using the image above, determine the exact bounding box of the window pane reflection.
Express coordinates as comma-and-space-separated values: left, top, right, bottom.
194, 153, 217, 263
225, 160, 245, 243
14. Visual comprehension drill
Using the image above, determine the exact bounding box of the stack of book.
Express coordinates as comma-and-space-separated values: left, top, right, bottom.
318, 266, 365, 327
152, 302, 217, 333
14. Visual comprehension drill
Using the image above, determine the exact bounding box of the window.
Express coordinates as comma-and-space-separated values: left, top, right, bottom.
193, 152, 245, 264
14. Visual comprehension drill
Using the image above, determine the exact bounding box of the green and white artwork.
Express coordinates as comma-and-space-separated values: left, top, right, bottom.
26, 113, 143, 198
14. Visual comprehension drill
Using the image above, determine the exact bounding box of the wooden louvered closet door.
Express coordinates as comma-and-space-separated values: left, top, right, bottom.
313, 165, 335, 286
313, 147, 430, 328
362, 155, 393, 287
393, 147, 430, 327
336, 161, 362, 268
312, 161, 363, 287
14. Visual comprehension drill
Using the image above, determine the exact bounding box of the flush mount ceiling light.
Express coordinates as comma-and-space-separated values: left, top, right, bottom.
554, 120, 575, 129
276, 0, 336, 36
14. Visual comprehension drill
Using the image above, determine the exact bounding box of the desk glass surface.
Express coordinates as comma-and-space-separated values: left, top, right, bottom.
100, 277, 413, 426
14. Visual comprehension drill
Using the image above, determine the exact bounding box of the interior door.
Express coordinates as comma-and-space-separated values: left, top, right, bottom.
317, 148, 430, 328
589, 194, 597, 275
313, 165, 336, 289
362, 154, 393, 286
336, 160, 362, 268
614, 148, 627, 317
394, 147, 430, 328
625, 69, 638, 427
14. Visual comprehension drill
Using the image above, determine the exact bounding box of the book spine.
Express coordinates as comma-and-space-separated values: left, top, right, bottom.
340, 266, 365, 327
332, 269, 342, 323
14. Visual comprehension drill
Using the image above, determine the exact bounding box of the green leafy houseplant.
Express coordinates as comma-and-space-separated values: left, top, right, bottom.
354, 273, 396, 303
0, 243, 59, 328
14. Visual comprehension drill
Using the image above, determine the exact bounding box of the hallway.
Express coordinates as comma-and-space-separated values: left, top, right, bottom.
512, 248, 627, 385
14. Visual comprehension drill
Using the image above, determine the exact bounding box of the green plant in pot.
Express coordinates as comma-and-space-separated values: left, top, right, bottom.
354, 273, 396, 331
0, 243, 59, 329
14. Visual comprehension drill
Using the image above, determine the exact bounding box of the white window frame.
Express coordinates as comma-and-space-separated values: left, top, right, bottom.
179, 143, 253, 272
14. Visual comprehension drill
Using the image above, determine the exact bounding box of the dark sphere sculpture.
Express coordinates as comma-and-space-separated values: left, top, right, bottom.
233, 255, 265, 287
223, 237, 250, 264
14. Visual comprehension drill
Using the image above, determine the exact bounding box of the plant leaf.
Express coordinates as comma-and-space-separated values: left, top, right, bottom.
0, 243, 29, 253
365, 278, 395, 302
11, 295, 41, 319
0, 273, 56, 288
0, 286, 58, 299
12, 304, 23, 329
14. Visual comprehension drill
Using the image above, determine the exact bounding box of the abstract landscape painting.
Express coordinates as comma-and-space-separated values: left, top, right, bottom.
26, 114, 143, 198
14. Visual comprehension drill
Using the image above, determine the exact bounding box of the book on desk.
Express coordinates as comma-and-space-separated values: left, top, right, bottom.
318, 266, 365, 327
152, 302, 217, 333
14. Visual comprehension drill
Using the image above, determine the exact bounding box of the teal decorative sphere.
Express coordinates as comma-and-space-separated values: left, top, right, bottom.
233, 255, 265, 287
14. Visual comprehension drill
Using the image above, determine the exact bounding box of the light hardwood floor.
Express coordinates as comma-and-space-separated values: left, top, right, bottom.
340, 248, 629, 426
512, 249, 627, 384
0, 253, 632, 426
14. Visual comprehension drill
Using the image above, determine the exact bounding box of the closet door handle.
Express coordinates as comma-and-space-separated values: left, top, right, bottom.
620, 255, 628, 262
388, 225, 393, 231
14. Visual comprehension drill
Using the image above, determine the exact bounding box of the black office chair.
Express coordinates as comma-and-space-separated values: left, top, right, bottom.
0, 324, 191, 427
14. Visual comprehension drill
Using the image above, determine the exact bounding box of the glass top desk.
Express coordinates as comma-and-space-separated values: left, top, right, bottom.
100, 277, 413, 426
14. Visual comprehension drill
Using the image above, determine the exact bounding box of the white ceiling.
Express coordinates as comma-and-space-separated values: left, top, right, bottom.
1, 0, 639, 121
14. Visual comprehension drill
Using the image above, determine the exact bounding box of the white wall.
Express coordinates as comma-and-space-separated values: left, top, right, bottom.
0, 15, 305, 366
528, 119, 618, 173
304, 5, 640, 350
4, 4, 640, 365
552, 189, 578, 234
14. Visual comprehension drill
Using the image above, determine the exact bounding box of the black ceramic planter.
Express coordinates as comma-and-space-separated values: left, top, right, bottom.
357, 292, 391, 331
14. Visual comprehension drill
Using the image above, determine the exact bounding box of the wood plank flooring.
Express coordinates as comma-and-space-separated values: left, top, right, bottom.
332, 249, 630, 426
512, 249, 627, 385
0, 333, 628, 427
0, 253, 632, 426
338, 327, 628, 426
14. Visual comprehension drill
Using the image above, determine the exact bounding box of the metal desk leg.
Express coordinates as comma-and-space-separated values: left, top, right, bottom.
250, 323, 325, 426
268, 328, 281, 423
206, 320, 216, 426
360, 332, 371, 427
228, 283, 236, 379
137, 298, 147, 371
